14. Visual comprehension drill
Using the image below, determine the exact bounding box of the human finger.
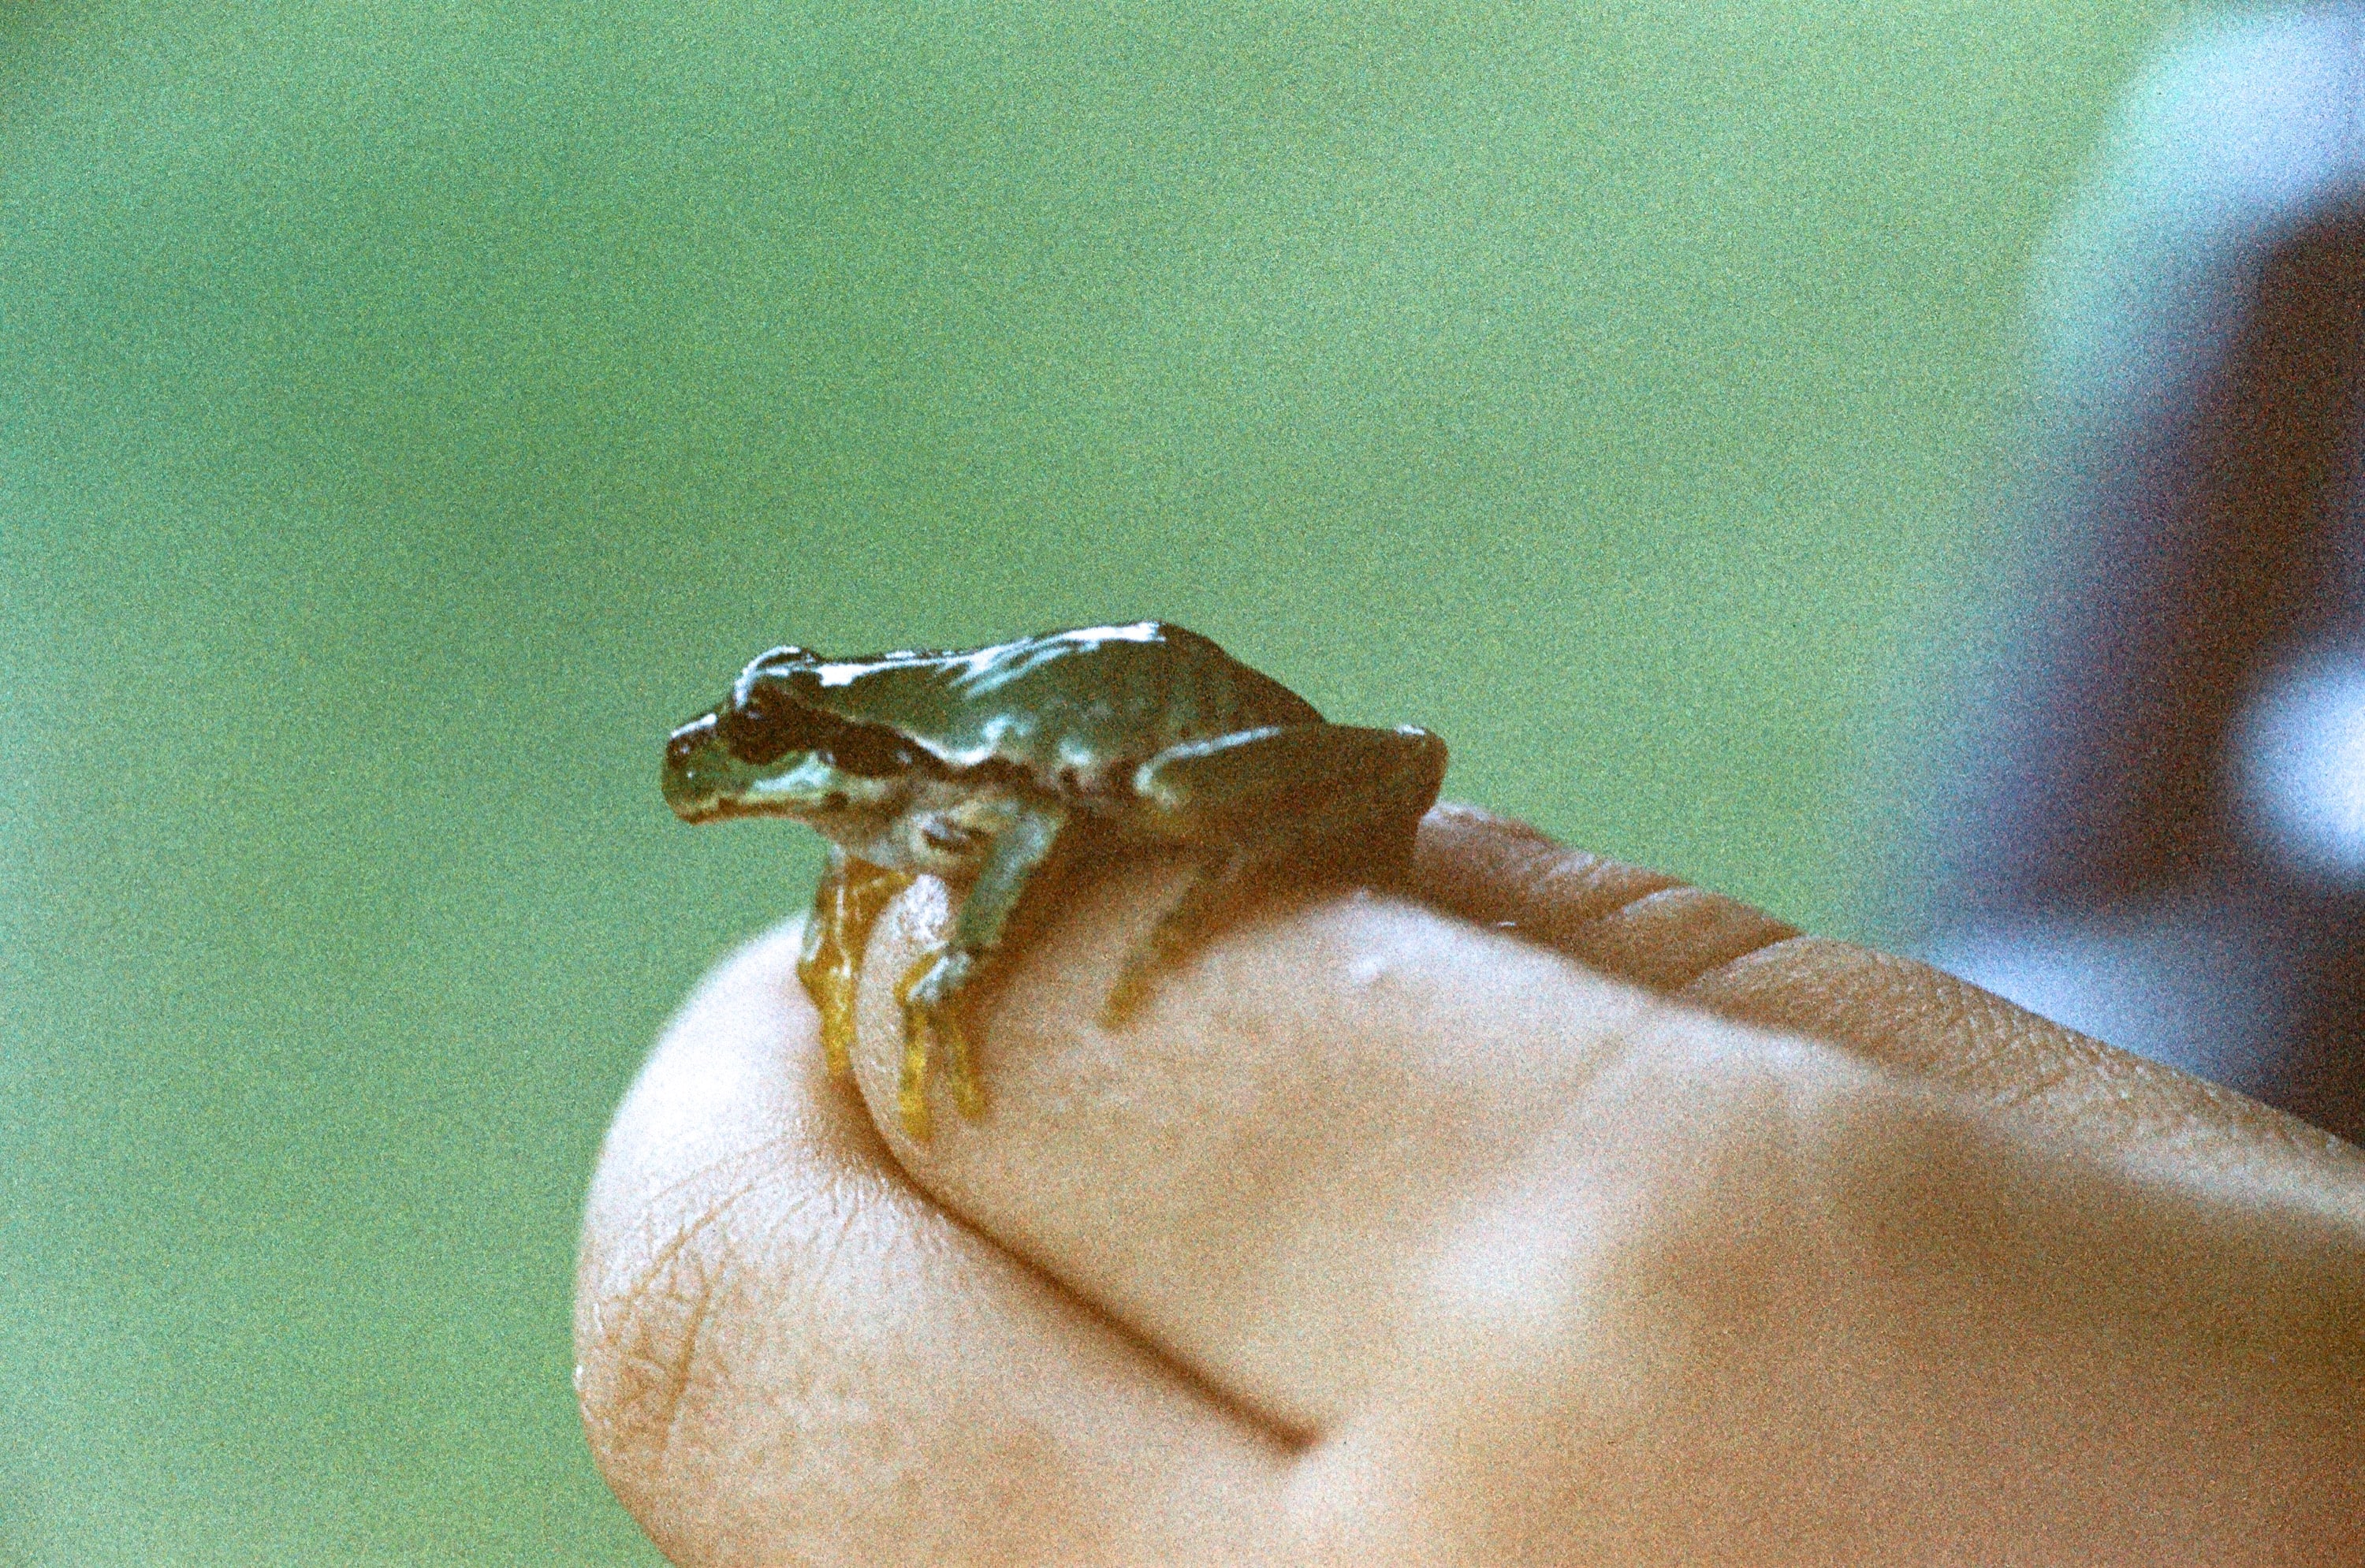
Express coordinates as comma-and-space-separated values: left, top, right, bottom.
1412, 803, 2357, 1171
841, 824, 1817, 1438
573, 926, 1294, 1566
847, 803, 2363, 1461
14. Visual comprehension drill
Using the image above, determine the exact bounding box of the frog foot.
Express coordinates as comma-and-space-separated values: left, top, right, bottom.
1100, 851, 1262, 1027
892, 951, 986, 1138
796, 942, 861, 1078
1100, 961, 1156, 1028
796, 855, 915, 1077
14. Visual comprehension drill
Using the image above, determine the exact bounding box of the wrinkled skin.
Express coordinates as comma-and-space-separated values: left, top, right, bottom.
578, 806, 2365, 1566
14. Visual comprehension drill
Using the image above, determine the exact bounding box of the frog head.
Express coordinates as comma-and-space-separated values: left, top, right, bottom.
662, 646, 925, 832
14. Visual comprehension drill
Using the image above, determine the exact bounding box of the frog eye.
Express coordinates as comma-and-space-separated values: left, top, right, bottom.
719, 680, 821, 765
825, 724, 921, 779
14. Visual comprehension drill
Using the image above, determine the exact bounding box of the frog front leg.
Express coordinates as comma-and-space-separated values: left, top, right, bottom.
1107, 723, 1448, 1021
894, 800, 1068, 1137
796, 847, 916, 1076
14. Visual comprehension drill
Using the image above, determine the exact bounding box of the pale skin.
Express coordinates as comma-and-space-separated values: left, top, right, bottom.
575, 804, 2365, 1565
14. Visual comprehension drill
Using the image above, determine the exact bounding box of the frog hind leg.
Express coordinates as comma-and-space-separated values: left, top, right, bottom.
1106, 723, 1447, 1023
892, 800, 1068, 1138
795, 847, 916, 1076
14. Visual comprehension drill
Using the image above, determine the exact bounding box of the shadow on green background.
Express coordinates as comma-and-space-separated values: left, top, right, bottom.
0, 2, 2183, 1560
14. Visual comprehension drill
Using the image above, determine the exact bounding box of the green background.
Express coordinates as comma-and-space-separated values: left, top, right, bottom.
0, 2, 2186, 1560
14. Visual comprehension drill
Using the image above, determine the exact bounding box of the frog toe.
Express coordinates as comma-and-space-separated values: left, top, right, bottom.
795, 854, 914, 1079
1098, 965, 1153, 1028
892, 951, 992, 1135
817, 987, 860, 1078
892, 956, 939, 1138
794, 926, 858, 1077
894, 1016, 937, 1138
941, 1009, 986, 1119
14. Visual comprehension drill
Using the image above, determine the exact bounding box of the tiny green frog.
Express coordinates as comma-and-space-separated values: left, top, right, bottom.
664, 621, 1446, 1136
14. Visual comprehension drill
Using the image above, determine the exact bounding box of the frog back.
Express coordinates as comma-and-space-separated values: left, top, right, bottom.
810, 622, 1321, 784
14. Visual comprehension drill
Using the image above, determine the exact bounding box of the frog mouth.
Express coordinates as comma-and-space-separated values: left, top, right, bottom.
662, 714, 738, 822
666, 793, 728, 823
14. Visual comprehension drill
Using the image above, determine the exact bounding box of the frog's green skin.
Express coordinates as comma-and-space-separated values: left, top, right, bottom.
664, 620, 1447, 1137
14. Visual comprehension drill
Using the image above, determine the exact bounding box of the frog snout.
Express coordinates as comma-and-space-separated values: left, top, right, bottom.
662, 713, 731, 820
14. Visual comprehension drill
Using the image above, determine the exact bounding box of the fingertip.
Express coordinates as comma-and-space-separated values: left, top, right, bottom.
579, 922, 876, 1246
577, 914, 1294, 1563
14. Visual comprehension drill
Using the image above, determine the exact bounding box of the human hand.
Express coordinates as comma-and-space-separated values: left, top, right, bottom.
576, 805, 2364, 1564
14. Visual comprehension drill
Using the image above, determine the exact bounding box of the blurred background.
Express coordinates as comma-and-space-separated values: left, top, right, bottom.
0, 2, 2263, 1562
